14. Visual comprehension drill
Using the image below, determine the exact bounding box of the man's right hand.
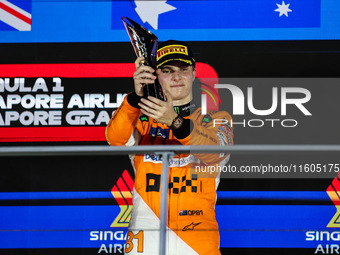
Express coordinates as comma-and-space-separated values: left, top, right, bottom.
133, 57, 157, 97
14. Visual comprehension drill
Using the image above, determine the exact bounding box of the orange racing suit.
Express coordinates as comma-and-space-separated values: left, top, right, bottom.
106, 92, 233, 255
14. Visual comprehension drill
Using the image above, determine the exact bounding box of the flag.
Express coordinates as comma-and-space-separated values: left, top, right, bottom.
111, 0, 321, 30
0, 0, 32, 31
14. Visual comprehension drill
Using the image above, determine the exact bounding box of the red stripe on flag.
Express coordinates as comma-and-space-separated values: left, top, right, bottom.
0, 2, 31, 25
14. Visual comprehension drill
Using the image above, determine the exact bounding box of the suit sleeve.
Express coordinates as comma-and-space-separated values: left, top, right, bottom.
105, 92, 142, 146
174, 109, 234, 165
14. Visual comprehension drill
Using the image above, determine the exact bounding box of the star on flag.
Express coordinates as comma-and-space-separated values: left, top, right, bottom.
275, 1, 292, 17
134, 0, 176, 30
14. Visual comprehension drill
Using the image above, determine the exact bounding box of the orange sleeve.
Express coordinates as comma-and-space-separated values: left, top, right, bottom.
105, 93, 141, 146
177, 109, 234, 165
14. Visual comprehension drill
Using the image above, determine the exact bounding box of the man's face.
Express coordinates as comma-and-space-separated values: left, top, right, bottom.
156, 61, 196, 105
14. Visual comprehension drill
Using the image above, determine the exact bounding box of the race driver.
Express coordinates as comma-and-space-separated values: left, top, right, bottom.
106, 40, 233, 255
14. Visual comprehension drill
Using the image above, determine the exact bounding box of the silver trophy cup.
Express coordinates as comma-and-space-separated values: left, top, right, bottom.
122, 16, 164, 100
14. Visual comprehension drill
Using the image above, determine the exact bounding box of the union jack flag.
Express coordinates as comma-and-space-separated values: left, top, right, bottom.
0, 0, 32, 31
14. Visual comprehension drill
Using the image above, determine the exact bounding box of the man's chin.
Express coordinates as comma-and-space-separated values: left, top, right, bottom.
169, 93, 182, 100
169, 88, 186, 96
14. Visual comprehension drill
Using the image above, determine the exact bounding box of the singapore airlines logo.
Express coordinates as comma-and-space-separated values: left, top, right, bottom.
327, 174, 340, 228
111, 170, 134, 227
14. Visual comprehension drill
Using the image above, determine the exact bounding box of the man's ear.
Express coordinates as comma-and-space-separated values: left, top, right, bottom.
192, 67, 197, 79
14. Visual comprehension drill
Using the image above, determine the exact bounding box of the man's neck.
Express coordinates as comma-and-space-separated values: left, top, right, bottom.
172, 95, 192, 107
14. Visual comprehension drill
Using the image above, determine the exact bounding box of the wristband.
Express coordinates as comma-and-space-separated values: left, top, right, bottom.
127, 92, 142, 108
169, 115, 184, 130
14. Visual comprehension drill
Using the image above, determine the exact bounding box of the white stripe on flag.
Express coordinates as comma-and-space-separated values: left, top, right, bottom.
0, 8, 31, 31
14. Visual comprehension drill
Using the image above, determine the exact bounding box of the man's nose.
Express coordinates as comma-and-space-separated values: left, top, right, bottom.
171, 70, 181, 80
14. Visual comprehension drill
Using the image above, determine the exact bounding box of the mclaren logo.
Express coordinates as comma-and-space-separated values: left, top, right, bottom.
111, 170, 134, 227
327, 174, 340, 228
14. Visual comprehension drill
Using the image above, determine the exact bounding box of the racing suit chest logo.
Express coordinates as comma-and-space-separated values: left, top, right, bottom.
149, 126, 169, 139
179, 210, 204, 216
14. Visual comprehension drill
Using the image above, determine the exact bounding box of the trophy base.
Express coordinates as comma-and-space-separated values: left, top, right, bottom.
143, 82, 164, 100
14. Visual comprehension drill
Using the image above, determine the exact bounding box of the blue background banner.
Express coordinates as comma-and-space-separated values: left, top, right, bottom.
0, 0, 339, 43
0, 204, 334, 248
0, 191, 335, 249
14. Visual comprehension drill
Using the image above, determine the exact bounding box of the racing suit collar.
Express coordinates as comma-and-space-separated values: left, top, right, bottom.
173, 101, 197, 117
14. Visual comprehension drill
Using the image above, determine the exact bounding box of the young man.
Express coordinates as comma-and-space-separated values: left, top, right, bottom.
106, 40, 233, 255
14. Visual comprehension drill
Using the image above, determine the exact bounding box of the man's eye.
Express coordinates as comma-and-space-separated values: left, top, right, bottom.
162, 69, 170, 73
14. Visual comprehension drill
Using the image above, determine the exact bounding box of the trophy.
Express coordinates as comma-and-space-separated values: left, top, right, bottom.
122, 16, 164, 100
